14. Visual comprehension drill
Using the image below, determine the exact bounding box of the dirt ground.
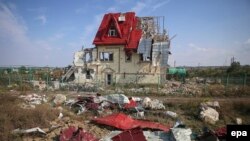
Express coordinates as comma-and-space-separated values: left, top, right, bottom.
0, 88, 250, 140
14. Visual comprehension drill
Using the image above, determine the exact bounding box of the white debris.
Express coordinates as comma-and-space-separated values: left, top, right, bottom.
103, 94, 129, 105
144, 131, 170, 141
165, 111, 178, 118
53, 94, 66, 105
12, 127, 46, 135
132, 97, 142, 102
58, 112, 63, 119
170, 128, 192, 141
19, 93, 47, 108
101, 131, 170, 141
201, 101, 220, 109
236, 118, 242, 125
142, 97, 165, 110
200, 107, 219, 124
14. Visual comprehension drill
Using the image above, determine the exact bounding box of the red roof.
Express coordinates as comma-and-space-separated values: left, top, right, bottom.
93, 12, 142, 50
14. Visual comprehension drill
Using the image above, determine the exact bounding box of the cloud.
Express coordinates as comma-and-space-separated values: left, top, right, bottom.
188, 43, 208, 52
75, 8, 86, 14
27, 7, 47, 13
35, 15, 47, 25
244, 38, 250, 45
152, 0, 170, 11
49, 33, 65, 41
131, 0, 170, 15
107, 7, 117, 12
0, 2, 70, 66
131, 2, 146, 14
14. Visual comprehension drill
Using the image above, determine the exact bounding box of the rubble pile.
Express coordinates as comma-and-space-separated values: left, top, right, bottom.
160, 80, 203, 95
19, 93, 47, 108
199, 101, 220, 124
11, 91, 230, 141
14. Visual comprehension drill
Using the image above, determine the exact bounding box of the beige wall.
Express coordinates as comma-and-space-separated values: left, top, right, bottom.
74, 45, 165, 85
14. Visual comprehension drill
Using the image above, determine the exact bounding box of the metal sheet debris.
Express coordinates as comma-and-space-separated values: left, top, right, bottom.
60, 126, 98, 141
93, 113, 170, 131
112, 128, 147, 141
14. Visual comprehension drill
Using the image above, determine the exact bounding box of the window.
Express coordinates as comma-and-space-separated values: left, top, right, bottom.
100, 52, 113, 61
108, 23, 117, 37
86, 70, 91, 79
108, 29, 116, 36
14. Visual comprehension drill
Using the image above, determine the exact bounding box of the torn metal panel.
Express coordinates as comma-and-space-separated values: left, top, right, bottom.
60, 126, 98, 141
137, 38, 152, 61
93, 113, 170, 131
152, 42, 170, 67
112, 128, 146, 141
101, 131, 170, 141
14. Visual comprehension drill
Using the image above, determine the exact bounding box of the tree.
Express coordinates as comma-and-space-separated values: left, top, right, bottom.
19, 66, 26, 74
227, 61, 240, 74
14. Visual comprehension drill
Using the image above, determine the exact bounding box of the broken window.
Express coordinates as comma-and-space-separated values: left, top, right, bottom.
108, 23, 117, 37
100, 52, 113, 61
86, 70, 91, 79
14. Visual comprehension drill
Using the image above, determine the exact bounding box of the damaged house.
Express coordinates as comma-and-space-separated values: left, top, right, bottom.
63, 12, 171, 85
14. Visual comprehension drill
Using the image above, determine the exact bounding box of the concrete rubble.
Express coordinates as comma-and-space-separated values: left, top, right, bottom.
165, 111, 178, 118
236, 117, 242, 125
142, 97, 165, 110
170, 128, 192, 141
19, 93, 47, 108
53, 94, 67, 106
200, 107, 219, 124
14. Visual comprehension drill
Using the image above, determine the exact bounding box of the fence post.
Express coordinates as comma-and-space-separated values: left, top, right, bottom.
244, 73, 247, 88
226, 74, 229, 86
157, 75, 160, 95
8, 73, 10, 86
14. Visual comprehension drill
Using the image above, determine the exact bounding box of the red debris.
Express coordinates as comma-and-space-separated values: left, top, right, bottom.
214, 127, 227, 139
92, 113, 170, 132
112, 128, 147, 141
60, 126, 98, 141
124, 99, 137, 109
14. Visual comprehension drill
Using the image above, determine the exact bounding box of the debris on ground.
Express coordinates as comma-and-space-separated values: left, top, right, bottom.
111, 128, 146, 141
142, 97, 165, 110
165, 111, 178, 119
60, 126, 99, 141
200, 101, 220, 109
19, 93, 47, 108
236, 117, 242, 125
101, 130, 170, 141
200, 101, 220, 124
92, 113, 170, 131
103, 94, 129, 105
170, 128, 192, 141
53, 94, 67, 106
200, 107, 219, 124
12, 127, 46, 135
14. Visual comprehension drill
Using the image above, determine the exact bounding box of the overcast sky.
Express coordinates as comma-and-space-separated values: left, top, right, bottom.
0, 0, 250, 67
